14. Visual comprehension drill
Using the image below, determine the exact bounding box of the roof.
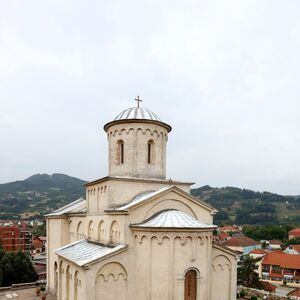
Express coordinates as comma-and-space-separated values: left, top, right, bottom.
220, 225, 240, 232
114, 107, 162, 122
131, 210, 216, 229
115, 187, 171, 211
108, 185, 216, 213
262, 251, 300, 269
222, 236, 260, 247
55, 240, 127, 267
250, 249, 267, 255
269, 240, 283, 245
288, 228, 300, 236
288, 288, 300, 297
260, 281, 277, 292
290, 244, 300, 252
45, 198, 86, 217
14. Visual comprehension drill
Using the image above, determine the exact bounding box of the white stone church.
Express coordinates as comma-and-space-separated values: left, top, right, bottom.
46, 99, 237, 300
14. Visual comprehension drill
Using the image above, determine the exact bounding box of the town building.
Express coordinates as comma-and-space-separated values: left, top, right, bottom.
221, 235, 261, 254
288, 228, 300, 240
46, 100, 238, 300
267, 240, 283, 250
285, 245, 300, 255
261, 251, 300, 286
0, 225, 32, 253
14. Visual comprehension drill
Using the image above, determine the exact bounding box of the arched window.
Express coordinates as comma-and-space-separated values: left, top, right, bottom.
117, 140, 124, 164
184, 270, 197, 300
147, 140, 154, 164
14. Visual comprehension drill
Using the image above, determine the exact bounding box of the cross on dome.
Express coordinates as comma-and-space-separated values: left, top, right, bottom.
135, 96, 142, 108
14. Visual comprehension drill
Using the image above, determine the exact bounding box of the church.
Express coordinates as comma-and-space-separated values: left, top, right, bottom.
46, 98, 237, 300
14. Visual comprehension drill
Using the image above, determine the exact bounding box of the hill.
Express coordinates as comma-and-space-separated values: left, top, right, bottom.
0, 174, 86, 219
191, 185, 300, 225
1, 174, 299, 225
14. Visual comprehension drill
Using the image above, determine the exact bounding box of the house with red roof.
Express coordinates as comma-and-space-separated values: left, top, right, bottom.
288, 287, 300, 297
222, 236, 261, 254
285, 244, 300, 255
261, 251, 300, 286
268, 240, 283, 250
288, 228, 300, 240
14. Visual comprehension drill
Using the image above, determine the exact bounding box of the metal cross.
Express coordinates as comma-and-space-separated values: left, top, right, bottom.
135, 96, 143, 108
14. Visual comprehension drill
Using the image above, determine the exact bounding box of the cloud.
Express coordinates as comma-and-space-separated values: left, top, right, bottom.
0, 0, 300, 194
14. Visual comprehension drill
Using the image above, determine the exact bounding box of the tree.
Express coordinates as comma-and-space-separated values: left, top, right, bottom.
237, 254, 262, 289
0, 250, 38, 287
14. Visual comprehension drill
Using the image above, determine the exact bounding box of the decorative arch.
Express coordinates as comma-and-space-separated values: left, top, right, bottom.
211, 255, 232, 300
109, 220, 120, 244
54, 261, 58, 296
87, 220, 94, 239
76, 221, 85, 240
97, 220, 105, 243
95, 262, 127, 300
66, 265, 70, 300
74, 270, 79, 300
58, 261, 63, 300
144, 199, 197, 220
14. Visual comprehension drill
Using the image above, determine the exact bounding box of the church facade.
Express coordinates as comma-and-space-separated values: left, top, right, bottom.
46, 101, 237, 300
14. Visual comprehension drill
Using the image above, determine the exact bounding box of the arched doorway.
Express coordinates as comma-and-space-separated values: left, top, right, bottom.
184, 270, 197, 300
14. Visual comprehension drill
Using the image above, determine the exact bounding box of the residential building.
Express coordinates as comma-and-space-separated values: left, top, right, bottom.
285, 245, 300, 255
288, 228, 300, 240
222, 236, 261, 254
261, 251, 300, 286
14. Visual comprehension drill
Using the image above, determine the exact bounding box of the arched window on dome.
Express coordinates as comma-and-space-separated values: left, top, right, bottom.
147, 140, 154, 164
117, 140, 124, 164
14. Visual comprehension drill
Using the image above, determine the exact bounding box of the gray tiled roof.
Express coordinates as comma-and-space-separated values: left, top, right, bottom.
131, 209, 216, 229
115, 186, 171, 211
45, 198, 86, 216
55, 240, 126, 266
114, 107, 161, 121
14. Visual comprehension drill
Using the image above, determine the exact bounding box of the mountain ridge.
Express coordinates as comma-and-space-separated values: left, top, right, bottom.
0, 174, 299, 225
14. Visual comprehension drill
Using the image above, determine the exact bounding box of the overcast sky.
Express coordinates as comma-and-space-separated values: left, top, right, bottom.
1, 1, 300, 194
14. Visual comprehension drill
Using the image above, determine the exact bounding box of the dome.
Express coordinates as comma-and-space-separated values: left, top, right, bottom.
114, 107, 162, 122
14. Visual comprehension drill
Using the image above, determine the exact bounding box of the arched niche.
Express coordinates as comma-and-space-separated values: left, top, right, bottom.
144, 199, 197, 220
76, 221, 85, 240
95, 262, 127, 300
87, 220, 94, 240
109, 220, 120, 244
211, 255, 232, 300
97, 220, 105, 243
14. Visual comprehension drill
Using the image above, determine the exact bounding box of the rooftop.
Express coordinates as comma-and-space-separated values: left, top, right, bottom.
131, 209, 216, 229
250, 249, 268, 255
222, 236, 260, 247
55, 240, 127, 266
45, 198, 86, 217
262, 251, 300, 269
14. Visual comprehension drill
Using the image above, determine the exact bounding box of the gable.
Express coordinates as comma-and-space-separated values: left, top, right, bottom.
121, 187, 217, 225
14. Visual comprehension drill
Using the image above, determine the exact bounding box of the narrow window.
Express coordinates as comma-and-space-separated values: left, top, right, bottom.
117, 140, 124, 164
147, 140, 154, 164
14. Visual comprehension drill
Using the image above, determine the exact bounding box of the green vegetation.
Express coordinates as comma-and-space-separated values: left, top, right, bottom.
237, 255, 262, 289
0, 173, 86, 219
0, 242, 38, 287
242, 225, 294, 241
191, 185, 300, 225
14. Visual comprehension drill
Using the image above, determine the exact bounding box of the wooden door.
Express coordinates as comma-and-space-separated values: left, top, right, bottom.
184, 270, 197, 300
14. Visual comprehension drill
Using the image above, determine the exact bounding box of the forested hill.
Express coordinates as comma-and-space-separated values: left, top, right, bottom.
0, 174, 86, 219
1, 174, 300, 225
191, 185, 300, 225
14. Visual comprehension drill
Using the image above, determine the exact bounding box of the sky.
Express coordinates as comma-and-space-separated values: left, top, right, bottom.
0, 0, 300, 195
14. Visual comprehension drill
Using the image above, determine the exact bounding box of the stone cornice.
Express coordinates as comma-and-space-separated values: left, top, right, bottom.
103, 119, 172, 133
84, 176, 194, 188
